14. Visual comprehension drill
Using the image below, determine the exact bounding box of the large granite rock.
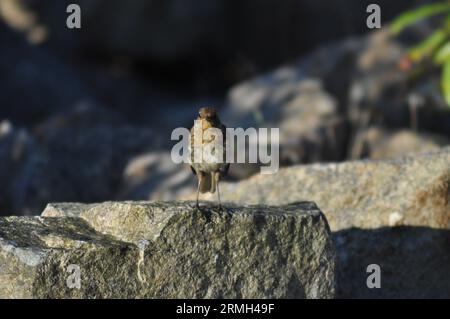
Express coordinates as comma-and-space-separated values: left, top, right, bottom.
208, 147, 450, 231
0, 201, 336, 298
197, 148, 450, 298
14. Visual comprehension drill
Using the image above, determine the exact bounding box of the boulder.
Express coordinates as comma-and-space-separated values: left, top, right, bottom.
13, 104, 169, 215
117, 152, 195, 201
208, 147, 450, 231
197, 148, 450, 298
349, 127, 449, 160
0, 216, 140, 298
224, 76, 349, 178
221, 27, 450, 178
0, 201, 336, 298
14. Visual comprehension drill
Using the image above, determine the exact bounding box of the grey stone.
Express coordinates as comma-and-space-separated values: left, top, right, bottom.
0, 216, 140, 298
0, 201, 336, 298
224, 75, 349, 178
207, 147, 450, 231
197, 148, 450, 298
117, 152, 195, 201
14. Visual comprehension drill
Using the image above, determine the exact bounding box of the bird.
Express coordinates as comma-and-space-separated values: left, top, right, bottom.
189, 107, 229, 209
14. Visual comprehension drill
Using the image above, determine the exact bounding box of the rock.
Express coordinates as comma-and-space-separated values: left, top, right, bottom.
197, 148, 450, 298
0, 216, 140, 298
0, 201, 336, 298
205, 148, 450, 231
219, 29, 406, 174
224, 75, 349, 178
349, 127, 449, 160
118, 152, 195, 201
23, 122, 160, 213
335, 227, 450, 298
0, 104, 169, 215
220, 27, 450, 179
208, 147, 450, 231
347, 28, 407, 126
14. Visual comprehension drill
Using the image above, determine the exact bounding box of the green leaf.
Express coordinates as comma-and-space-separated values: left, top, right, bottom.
442, 59, 450, 107
408, 30, 447, 62
433, 41, 450, 64
390, 2, 450, 35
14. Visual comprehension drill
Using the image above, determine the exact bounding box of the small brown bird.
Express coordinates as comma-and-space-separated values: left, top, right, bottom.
190, 107, 229, 209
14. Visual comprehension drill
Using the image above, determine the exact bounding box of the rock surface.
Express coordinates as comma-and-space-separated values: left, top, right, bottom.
207, 147, 450, 231
196, 148, 450, 298
0, 216, 140, 298
0, 201, 336, 298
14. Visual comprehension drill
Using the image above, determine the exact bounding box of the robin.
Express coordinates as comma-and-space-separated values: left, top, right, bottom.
190, 107, 229, 209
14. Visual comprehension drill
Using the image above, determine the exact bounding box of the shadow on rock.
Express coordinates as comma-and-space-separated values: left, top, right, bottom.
335, 226, 450, 298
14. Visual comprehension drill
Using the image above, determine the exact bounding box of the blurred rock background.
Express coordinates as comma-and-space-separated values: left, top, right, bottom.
1, 0, 449, 215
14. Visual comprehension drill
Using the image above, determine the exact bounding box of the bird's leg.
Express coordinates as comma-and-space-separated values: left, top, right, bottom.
196, 173, 202, 209
215, 172, 222, 211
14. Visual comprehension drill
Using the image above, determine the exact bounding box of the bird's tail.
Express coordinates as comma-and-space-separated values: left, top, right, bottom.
199, 173, 216, 193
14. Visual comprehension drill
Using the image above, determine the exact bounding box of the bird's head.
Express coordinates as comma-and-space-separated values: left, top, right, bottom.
198, 107, 218, 120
